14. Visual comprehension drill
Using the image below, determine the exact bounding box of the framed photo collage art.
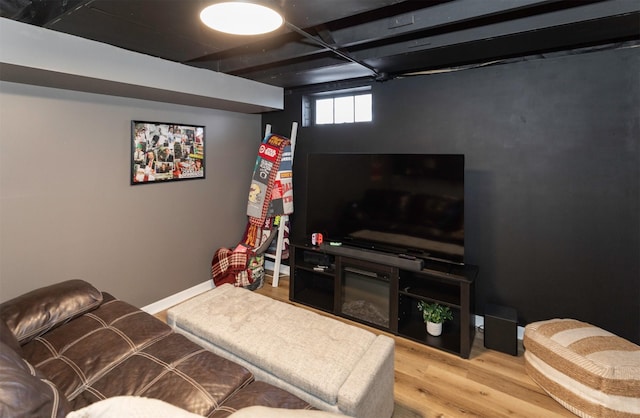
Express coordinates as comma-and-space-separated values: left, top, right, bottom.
131, 120, 205, 185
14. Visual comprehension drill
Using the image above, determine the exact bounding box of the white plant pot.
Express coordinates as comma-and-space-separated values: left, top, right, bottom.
426, 321, 443, 337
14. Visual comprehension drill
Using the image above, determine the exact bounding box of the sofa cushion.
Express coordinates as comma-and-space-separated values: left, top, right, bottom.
0, 341, 71, 417
20, 296, 173, 400
0, 279, 103, 344
70, 332, 256, 414
22, 296, 261, 416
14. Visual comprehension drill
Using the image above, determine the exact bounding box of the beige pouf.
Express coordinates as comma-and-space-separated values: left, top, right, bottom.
524, 318, 640, 418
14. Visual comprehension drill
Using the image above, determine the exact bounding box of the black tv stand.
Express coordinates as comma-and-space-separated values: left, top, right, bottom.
289, 243, 478, 358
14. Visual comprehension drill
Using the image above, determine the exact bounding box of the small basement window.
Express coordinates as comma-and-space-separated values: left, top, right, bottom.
302, 88, 372, 126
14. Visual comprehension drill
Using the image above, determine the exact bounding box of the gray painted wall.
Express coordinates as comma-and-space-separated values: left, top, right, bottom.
263, 46, 640, 343
0, 81, 261, 306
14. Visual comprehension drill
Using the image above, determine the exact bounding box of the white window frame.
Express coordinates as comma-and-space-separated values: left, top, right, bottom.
308, 88, 372, 126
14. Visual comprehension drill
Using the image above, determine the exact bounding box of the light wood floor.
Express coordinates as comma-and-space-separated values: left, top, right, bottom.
157, 275, 575, 418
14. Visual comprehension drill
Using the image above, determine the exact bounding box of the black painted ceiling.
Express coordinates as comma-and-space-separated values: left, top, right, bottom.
2, 0, 639, 89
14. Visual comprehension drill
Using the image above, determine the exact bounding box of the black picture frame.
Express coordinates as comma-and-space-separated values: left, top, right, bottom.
131, 120, 205, 185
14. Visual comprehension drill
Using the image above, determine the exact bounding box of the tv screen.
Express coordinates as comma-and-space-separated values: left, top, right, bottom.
305, 153, 465, 264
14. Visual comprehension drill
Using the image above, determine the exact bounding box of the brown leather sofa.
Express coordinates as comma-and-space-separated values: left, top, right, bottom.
0, 280, 313, 417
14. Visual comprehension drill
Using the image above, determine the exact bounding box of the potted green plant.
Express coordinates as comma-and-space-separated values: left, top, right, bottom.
417, 301, 453, 336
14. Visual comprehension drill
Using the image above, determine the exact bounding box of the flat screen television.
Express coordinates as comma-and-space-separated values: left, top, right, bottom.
304, 153, 465, 264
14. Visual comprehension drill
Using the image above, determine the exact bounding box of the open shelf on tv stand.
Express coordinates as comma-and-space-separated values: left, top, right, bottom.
289, 243, 478, 358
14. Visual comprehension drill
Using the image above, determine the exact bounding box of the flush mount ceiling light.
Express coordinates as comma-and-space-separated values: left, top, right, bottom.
200, 2, 283, 35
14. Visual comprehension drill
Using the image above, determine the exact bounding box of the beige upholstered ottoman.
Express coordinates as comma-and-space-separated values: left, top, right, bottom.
524, 319, 640, 418
167, 284, 395, 418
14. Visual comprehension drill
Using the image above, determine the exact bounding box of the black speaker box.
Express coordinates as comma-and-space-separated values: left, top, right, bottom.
484, 303, 518, 356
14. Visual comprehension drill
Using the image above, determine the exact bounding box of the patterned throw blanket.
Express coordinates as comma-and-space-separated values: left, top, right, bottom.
211, 133, 293, 289
247, 134, 293, 224
211, 248, 264, 289
244, 133, 293, 249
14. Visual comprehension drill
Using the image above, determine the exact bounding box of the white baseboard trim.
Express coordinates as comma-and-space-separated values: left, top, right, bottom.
142, 280, 214, 315
142, 263, 287, 314
474, 314, 524, 340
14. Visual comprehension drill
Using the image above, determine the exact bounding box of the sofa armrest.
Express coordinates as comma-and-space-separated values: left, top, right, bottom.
338, 335, 395, 418
0, 280, 103, 344
0, 341, 71, 417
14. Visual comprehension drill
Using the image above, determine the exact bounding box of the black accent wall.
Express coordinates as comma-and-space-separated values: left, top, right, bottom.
263, 46, 640, 344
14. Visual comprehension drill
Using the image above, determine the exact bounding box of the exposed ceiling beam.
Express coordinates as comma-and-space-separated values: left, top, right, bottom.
231, 12, 638, 88
192, 0, 610, 75
217, 1, 638, 87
